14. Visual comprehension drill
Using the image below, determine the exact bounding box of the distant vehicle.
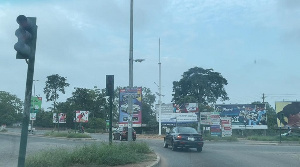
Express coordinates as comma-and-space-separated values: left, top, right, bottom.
113, 127, 136, 141
163, 127, 204, 152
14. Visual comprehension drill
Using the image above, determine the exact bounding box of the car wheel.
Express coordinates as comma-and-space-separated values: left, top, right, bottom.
163, 140, 168, 148
197, 147, 202, 152
171, 142, 177, 151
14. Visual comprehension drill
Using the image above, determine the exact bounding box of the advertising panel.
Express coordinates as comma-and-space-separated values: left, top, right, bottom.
159, 113, 198, 124
275, 101, 300, 128
215, 104, 267, 129
173, 103, 198, 113
53, 113, 67, 123
221, 117, 232, 137
155, 103, 174, 114
210, 112, 221, 136
30, 113, 36, 121
119, 87, 142, 127
200, 112, 212, 125
30, 96, 42, 113
75, 111, 89, 123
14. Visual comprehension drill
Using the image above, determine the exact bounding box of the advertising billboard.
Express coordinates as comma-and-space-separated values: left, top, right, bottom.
221, 117, 232, 137
210, 112, 221, 136
159, 113, 198, 125
173, 103, 198, 113
30, 96, 42, 113
119, 87, 142, 127
275, 101, 300, 128
75, 111, 89, 123
215, 104, 267, 129
53, 113, 67, 123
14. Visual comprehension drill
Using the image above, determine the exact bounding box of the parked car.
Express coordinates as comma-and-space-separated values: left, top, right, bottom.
163, 126, 204, 152
113, 127, 136, 141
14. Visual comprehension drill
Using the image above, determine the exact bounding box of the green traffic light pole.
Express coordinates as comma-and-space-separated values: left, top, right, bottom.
17, 17, 37, 167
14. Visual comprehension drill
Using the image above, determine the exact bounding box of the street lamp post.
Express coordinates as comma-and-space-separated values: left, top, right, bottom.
158, 38, 162, 135
128, 0, 134, 141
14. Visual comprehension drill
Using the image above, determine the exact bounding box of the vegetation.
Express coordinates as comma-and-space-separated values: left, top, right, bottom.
44, 131, 91, 138
0, 91, 23, 126
172, 67, 229, 104
25, 142, 153, 167
204, 135, 238, 142
247, 135, 300, 142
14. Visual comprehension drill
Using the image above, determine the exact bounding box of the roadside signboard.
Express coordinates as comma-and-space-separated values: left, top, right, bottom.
210, 112, 221, 136
275, 101, 300, 129
215, 104, 267, 129
30, 96, 42, 113
75, 111, 89, 123
221, 117, 232, 137
53, 113, 67, 123
119, 87, 142, 127
30, 113, 36, 121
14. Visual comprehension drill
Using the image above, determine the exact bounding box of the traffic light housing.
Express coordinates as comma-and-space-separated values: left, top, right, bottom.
106, 75, 114, 97
14, 15, 37, 59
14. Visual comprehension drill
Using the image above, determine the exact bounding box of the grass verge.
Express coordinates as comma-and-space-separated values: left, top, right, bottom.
44, 131, 91, 138
26, 142, 153, 167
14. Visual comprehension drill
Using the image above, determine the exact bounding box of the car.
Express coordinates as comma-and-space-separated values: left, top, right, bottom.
113, 127, 136, 141
163, 127, 204, 152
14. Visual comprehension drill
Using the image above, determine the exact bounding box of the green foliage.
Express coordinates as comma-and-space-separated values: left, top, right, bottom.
204, 135, 238, 142
172, 67, 229, 104
35, 111, 53, 127
247, 135, 300, 142
86, 117, 106, 130
43, 74, 70, 111
44, 131, 91, 138
26, 142, 152, 167
0, 91, 23, 125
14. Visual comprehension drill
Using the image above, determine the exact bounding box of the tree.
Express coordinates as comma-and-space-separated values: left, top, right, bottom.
172, 67, 229, 104
43, 74, 70, 111
0, 91, 23, 125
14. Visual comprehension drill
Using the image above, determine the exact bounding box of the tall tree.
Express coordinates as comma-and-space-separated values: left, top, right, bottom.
172, 67, 229, 104
43, 74, 70, 111
0, 91, 23, 125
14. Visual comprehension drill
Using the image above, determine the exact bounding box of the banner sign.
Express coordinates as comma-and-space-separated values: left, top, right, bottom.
173, 103, 198, 113
53, 113, 67, 123
158, 113, 198, 124
155, 103, 174, 114
75, 111, 89, 123
30, 96, 42, 113
210, 112, 221, 136
275, 101, 300, 128
30, 113, 36, 121
221, 117, 232, 137
215, 104, 267, 129
119, 87, 142, 127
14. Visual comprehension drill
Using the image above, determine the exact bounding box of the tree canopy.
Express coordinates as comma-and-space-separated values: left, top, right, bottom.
43, 74, 70, 103
172, 67, 229, 104
0, 91, 23, 125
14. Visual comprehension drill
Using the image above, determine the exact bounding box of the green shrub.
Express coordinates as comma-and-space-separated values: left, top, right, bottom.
26, 142, 153, 167
44, 131, 91, 138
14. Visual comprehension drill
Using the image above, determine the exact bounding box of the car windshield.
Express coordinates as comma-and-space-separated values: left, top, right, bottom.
177, 127, 198, 134
2, 1, 300, 167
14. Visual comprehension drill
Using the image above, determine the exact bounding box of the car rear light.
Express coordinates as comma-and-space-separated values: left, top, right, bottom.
176, 135, 182, 140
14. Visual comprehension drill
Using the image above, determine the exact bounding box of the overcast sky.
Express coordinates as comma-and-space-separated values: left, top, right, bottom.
1, 0, 300, 109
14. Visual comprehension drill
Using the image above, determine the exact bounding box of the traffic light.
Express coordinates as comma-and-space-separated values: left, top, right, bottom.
106, 75, 114, 97
14, 15, 37, 59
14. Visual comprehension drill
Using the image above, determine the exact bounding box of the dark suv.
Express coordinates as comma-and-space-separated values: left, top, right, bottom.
113, 127, 136, 141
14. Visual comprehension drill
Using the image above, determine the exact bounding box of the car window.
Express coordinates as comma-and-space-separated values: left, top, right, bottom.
178, 127, 198, 133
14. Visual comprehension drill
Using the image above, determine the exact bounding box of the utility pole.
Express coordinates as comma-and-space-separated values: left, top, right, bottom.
262, 93, 265, 103
15, 15, 38, 167
158, 38, 162, 135
128, 0, 134, 141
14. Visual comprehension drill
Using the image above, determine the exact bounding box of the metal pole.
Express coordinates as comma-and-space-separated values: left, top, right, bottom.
109, 95, 113, 144
18, 17, 37, 167
158, 38, 162, 135
128, 0, 134, 141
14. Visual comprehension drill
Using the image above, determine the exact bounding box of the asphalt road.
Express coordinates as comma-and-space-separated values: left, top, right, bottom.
142, 138, 300, 167
1, 130, 300, 167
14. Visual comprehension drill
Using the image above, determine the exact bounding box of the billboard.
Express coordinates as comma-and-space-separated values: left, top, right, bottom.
53, 113, 67, 123
221, 117, 232, 137
159, 113, 198, 125
119, 87, 142, 127
155, 103, 174, 114
75, 111, 89, 123
215, 104, 267, 129
30, 113, 36, 121
173, 103, 198, 113
30, 96, 42, 113
275, 101, 300, 128
210, 112, 221, 136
